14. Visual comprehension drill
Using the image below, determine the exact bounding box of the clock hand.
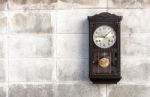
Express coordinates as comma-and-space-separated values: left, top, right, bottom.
95, 36, 105, 38
104, 31, 111, 38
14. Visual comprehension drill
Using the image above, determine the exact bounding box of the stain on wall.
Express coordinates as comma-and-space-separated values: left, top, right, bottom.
9, 85, 54, 97
143, 0, 150, 3
0, 42, 4, 58
108, 0, 139, 8
13, 0, 27, 4
107, 85, 150, 97
9, 59, 55, 81
60, 0, 73, 3
13, 0, 41, 4
112, 0, 129, 4
0, 0, 7, 4
0, 15, 6, 33
0, 60, 5, 81
10, 12, 53, 33
42, 0, 57, 4
74, 0, 100, 5
9, 35, 53, 58
57, 84, 105, 97
0, 87, 6, 97
121, 58, 150, 83
57, 59, 89, 81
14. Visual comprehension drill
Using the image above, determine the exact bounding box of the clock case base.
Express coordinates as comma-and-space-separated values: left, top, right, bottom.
90, 77, 121, 84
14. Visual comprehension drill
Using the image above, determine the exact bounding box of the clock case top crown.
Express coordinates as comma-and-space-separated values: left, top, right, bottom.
88, 12, 122, 22
88, 12, 122, 84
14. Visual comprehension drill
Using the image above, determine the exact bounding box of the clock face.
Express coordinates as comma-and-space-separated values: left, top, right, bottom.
93, 25, 116, 48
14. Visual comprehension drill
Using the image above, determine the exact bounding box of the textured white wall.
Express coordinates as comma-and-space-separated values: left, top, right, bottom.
0, 0, 149, 97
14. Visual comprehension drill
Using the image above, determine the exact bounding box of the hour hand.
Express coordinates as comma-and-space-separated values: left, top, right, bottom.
95, 36, 105, 38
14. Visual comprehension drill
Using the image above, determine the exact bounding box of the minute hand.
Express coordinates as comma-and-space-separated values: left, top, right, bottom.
104, 31, 111, 38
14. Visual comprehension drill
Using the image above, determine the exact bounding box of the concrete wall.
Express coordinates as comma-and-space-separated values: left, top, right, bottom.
0, 0, 149, 97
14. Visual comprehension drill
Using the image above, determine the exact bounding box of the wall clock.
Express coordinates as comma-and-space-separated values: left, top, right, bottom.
88, 12, 122, 84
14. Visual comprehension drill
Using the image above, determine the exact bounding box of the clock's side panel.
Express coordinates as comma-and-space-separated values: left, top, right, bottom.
89, 21, 94, 78
89, 22, 100, 78
116, 21, 121, 77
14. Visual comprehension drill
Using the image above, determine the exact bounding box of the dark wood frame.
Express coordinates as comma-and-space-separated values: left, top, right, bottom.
88, 12, 122, 84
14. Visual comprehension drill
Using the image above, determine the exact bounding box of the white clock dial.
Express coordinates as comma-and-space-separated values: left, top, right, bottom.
93, 25, 116, 48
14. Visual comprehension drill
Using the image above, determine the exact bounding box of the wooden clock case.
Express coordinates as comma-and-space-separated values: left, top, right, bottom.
88, 12, 122, 84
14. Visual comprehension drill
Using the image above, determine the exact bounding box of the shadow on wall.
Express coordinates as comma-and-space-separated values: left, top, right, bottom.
80, 17, 89, 81
57, 16, 90, 82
